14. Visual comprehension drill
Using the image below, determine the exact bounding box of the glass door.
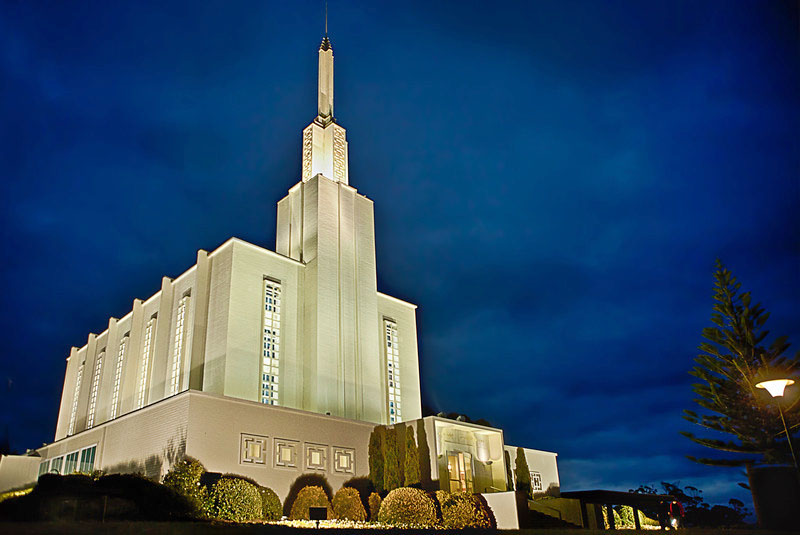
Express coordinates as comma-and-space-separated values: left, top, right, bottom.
447, 451, 474, 493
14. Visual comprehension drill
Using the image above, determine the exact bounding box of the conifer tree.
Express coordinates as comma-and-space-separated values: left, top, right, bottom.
682, 260, 799, 466
404, 425, 420, 487
368, 427, 384, 493
383, 426, 402, 491
514, 447, 531, 498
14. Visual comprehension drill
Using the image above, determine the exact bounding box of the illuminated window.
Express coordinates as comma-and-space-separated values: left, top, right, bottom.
50, 456, 63, 474
333, 447, 355, 474
110, 335, 128, 419
305, 443, 327, 471
79, 446, 96, 472
136, 316, 156, 409
38, 460, 49, 477
240, 434, 268, 465
260, 279, 281, 405
86, 350, 104, 429
169, 295, 190, 396
384, 319, 401, 423
275, 439, 298, 468
63, 451, 79, 474
67, 362, 84, 436
531, 471, 543, 491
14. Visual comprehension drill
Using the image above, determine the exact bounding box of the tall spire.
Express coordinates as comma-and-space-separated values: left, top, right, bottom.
317, 3, 333, 124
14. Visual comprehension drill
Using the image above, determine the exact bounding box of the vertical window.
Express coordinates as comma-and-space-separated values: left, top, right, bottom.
67, 362, 84, 436
50, 456, 63, 474
260, 279, 281, 405
86, 350, 104, 429
384, 319, 401, 424
136, 316, 156, 409
63, 451, 79, 474
169, 295, 190, 396
110, 335, 128, 419
79, 446, 96, 473
38, 460, 50, 477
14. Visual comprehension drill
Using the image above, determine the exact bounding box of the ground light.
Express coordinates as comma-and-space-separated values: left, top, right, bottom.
756, 378, 798, 471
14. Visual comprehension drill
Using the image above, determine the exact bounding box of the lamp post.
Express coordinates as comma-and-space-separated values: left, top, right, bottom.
756, 378, 798, 471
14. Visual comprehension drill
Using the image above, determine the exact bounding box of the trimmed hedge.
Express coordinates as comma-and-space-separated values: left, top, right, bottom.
332, 487, 366, 521
368, 492, 381, 521
283, 473, 333, 517
436, 490, 495, 529
0, 473, 196, 521
163, 457, 210, 517
259, 486, 282, 521
378, 487, 437, 527
342, 476, 375, 514
289, 485, 332, 520
210, 476, 262, 522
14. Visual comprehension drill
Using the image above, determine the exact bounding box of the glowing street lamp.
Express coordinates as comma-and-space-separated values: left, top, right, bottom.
756, 378, 798, 471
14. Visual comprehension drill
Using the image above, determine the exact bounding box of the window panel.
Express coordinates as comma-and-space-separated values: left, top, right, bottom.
136, 317, 156, 409
384, 320, 401, 423
169, 295, 190, 396
110, 335, 128, 419
67, 362, 84, 436
261, 280, 282, 405
86, 351, 105, 429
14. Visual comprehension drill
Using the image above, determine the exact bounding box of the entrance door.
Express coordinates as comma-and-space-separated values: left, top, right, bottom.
447, 451, 474, 493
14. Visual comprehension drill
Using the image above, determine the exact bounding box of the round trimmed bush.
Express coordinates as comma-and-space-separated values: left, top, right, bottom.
289, 485, 332, 520
378, 487, 437, 527
437, 491, 495, 529
368, 492, 381, 521
332, 487, 366, 521
259, 486, 282, 521
210, 476, 262, 522
163, 457, 210, 516
283, 473, 333, 517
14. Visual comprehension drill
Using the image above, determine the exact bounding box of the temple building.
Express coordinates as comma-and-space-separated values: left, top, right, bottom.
0, 31, 559, 527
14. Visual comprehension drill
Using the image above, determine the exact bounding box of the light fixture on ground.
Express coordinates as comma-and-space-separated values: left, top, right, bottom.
756, 377, 798, 471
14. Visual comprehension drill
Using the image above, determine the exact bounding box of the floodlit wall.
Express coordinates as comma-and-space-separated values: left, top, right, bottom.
505, 444, 560, 497
5, 392, 374, 499
377, 293, 422, 423
0, 455, 40, 493
185, 391, 374, 500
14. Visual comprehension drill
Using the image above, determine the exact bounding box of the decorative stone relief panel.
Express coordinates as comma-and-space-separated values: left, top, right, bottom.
302, 126, 313, 181
275, 438, 299, 469
332, 447, 355, 474
240, 433, 268, 465
333, 125, 347, 183
304, 443, 328, 471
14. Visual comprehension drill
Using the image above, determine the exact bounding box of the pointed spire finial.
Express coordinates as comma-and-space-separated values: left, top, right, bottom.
320, 1, 332, 51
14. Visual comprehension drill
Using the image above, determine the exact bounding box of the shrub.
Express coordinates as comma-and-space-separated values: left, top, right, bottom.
368, 492, 381, 521
283, 473, 333, 517
437, 491, 495, 529
404, 425, 420, 487
383, 427, 402, 491
342, 476, 375, 513
0, 473, 196, 521
378, 487, 437, 527
332, 487, 366, 521
210, 476, 262, 522
258, 486, 282, 521
289, 485, 332, 520
514, 447, 531, 498
368, 427, 384, 493
163, 457, 210, 516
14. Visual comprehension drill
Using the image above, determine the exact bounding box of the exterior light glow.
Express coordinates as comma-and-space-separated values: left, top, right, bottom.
756, 379, 795, 398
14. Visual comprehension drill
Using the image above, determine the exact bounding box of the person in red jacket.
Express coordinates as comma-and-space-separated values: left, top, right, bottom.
668, 500, 685, 529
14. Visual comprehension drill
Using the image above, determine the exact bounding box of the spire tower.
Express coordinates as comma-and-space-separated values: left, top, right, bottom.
300, 25, 349, 184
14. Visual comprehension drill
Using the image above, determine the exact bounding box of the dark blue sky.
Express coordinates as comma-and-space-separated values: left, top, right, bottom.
1, 0, 798, 508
